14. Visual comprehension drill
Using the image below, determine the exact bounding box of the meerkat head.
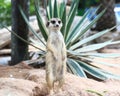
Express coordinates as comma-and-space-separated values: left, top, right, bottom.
46, 18, 62, 31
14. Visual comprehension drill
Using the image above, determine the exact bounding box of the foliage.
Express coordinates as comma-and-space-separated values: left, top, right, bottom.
29, 0, 36, 15
0, 0, 35, 29
78, 0, 100, 16
19, 0, 120, 80
79, 0, 100, 8
0, 0, 11, 28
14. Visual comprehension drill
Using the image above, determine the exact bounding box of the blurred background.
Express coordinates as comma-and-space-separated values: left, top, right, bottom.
0, 0, 120, 29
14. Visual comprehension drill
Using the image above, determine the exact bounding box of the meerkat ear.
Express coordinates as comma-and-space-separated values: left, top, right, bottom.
46, 21, 50, 27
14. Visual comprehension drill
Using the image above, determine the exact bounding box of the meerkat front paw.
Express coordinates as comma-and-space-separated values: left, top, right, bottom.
50, 90, 54, 95
62, 56, 65, 61
52, 54, 58, 61
53, 56, 58, 61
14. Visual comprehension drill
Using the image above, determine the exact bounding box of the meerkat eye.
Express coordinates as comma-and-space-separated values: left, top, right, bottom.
58, 20, 61, 24
51, 20, 56, 24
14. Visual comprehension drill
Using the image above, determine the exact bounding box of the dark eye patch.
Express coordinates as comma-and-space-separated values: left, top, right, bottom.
46, 21, 50, 27
51, 20, 56, 24
58, 20, 61, 24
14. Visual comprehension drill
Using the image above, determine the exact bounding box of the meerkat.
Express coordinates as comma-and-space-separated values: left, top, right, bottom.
45, 18, 67, 95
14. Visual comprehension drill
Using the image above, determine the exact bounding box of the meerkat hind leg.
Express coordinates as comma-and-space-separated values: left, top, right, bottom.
57, 78, 64, 92
47, 80, 54, 95
46, 73, 55, 95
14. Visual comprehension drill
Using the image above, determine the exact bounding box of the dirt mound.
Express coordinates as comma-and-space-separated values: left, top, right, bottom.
27, 70, 120, 96
0, 78, 40, 96
0, 64, 120, 96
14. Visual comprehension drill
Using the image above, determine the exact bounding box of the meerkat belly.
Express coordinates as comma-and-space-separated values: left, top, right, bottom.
53, 37, 63, 59
54, 39, 64, 80
46, 52, 63, 81
51, 38, 63, 77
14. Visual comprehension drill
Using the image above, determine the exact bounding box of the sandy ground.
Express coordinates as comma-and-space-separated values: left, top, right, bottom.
0, 57, 120, 96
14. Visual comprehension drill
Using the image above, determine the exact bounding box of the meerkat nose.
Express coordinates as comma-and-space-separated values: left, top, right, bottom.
56, 24, 59, 27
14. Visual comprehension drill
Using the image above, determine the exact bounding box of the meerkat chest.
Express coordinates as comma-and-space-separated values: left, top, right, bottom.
50, 32, 64, 48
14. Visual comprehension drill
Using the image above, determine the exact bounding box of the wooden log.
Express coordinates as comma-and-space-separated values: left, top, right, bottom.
0, 49, 11, 55
0, 27, 11, 49
0, 45, 39, 56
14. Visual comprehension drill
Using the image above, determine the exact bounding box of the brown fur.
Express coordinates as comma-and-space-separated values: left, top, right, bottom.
45, 18, 67, 95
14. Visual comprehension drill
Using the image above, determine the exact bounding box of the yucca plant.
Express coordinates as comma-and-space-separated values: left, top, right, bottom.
19, 0, 120, 80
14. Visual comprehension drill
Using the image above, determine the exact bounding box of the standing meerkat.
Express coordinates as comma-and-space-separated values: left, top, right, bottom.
45, 18, 67, 95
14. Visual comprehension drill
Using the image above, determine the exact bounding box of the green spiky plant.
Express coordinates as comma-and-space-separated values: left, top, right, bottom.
18, 0, 120, 80
86, 90, 107, 96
